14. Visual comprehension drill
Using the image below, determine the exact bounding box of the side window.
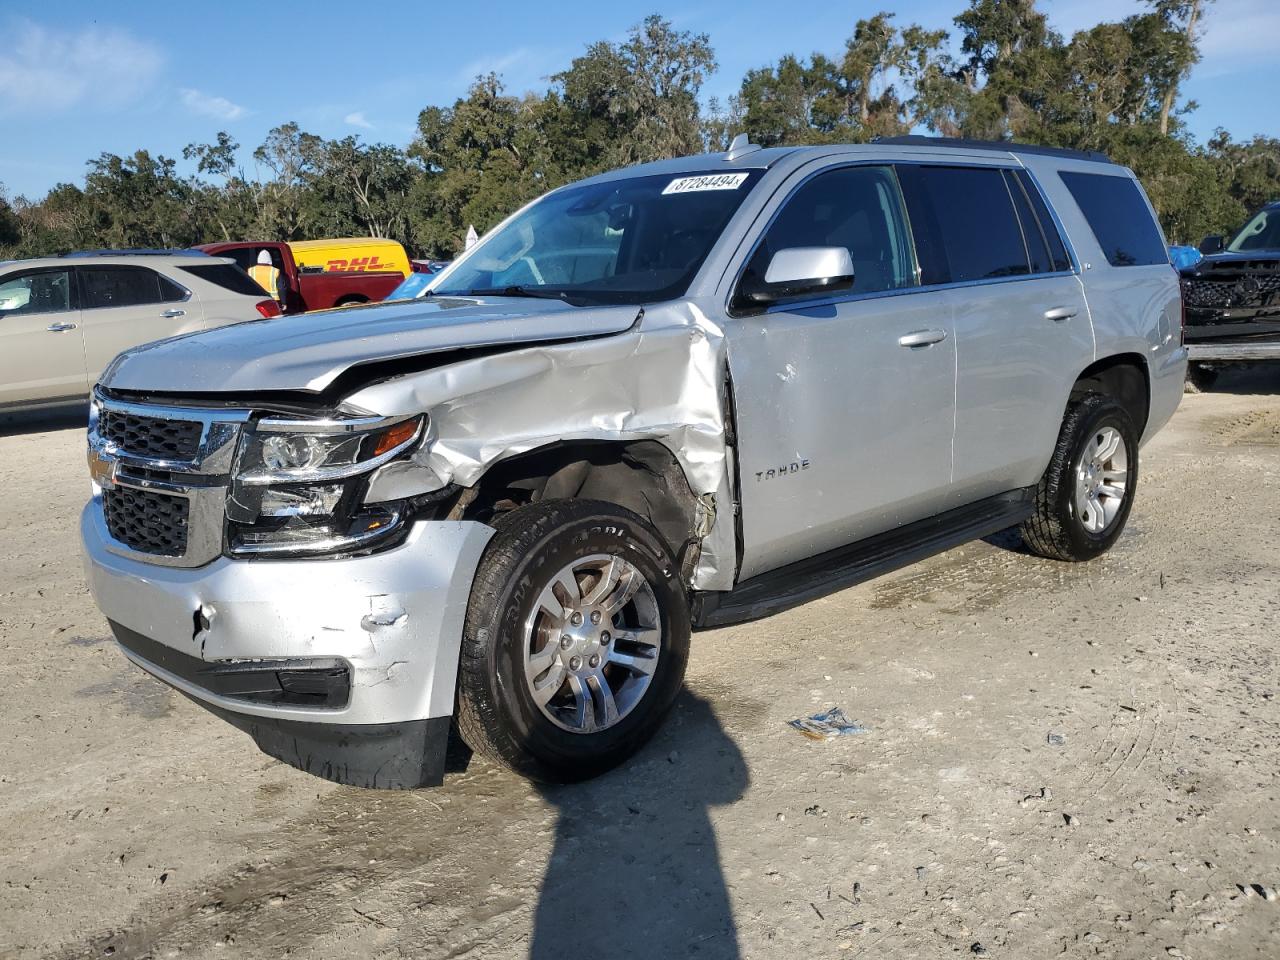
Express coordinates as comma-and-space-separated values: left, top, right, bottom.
1013, 170, 1072, 272
1003, 170, 1052, 275
896, 165, 1031, 284
158, 274, 189, 302
741, 165, 916, 299
0, 270, 74, 317
80, 267, 164, 309
1059, 171, 1167, 267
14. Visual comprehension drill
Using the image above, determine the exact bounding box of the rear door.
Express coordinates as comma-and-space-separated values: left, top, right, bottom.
77, 265, 197, 383
896, 163, 1092, 502
0, 266, 86, 406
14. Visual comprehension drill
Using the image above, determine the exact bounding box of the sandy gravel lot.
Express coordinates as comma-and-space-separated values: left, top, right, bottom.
1, 371, 1278, 960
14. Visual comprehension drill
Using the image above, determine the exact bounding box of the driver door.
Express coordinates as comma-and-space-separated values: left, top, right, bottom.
723, 164, 958, 581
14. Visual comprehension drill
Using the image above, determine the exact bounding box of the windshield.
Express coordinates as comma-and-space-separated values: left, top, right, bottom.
1228, 207, 1280, 253
431, 170, 764, 306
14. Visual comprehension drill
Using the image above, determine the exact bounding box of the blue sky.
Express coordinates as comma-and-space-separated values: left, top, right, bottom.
1, 0, 1276, 200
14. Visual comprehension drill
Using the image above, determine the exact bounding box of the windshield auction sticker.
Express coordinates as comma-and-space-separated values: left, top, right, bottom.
662, 173, 750, 195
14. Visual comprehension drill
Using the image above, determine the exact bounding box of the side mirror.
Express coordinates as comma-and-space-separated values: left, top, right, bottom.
743, 246, 855, 306
1199, 234, 1225, 255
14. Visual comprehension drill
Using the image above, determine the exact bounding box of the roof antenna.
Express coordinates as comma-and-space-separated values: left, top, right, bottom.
724, 133, 761, 162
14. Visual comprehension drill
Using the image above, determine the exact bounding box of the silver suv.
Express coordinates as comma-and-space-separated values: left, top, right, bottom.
80, 138, 1186, 788
0, 251, 278, 411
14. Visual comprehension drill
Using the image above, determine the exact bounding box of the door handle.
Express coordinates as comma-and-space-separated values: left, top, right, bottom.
1044, 306, 1078, 322
46, 321, 78, 332
161, 308, 186, 318
898, 329, 948, 348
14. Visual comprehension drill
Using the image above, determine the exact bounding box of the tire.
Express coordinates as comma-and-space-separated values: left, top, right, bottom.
1020, 393, 1140, 562
456, 499, 690, 782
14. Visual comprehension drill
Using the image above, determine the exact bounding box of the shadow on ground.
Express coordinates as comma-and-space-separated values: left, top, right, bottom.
530, 691, 749, 959
0, 402, 88, 437
1195, 362, 1280, 395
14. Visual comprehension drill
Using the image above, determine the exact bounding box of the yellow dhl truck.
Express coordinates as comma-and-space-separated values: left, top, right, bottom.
195, 238, 411, 313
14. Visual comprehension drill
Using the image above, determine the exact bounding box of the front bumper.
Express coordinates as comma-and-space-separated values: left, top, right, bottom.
81, 504, 493, 787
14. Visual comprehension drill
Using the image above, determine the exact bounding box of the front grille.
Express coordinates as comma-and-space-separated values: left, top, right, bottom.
1183, 274, 1280, 309
103, 486, 190, 556
101, 409, 203, 460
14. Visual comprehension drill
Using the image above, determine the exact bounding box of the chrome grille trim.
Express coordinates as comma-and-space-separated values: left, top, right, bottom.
88, 390, 252, 568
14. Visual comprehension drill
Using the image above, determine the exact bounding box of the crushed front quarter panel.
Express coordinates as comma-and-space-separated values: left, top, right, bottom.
352, 301, 738, 591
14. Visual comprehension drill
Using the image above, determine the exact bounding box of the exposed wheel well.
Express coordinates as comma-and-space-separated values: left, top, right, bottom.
334, 295, 369, 307
461, 440, 704, 578
1071, 354, 1150, 434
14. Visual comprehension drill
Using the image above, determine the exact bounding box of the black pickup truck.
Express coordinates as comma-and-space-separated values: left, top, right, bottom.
1183, 202, 1280, 387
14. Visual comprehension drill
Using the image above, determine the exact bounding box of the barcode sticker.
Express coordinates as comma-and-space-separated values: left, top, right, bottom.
662, 173, 749, 195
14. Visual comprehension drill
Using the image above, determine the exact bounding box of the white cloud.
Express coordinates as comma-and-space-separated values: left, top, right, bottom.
1197, 0, 1280, 72
0, 19, 163, 113
458, 47, 532, 83
179, 87, 247, 121
344, 111, 374, 129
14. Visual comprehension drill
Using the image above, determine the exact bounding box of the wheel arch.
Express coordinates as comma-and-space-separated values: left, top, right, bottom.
1070, 352, 1150, 435
460, 439, 706, 583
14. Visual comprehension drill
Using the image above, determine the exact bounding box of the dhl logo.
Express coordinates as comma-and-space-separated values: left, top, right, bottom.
325, 256, 388, 272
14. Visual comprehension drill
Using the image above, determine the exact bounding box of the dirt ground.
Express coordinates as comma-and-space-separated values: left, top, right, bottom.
1, 369, 1277, 960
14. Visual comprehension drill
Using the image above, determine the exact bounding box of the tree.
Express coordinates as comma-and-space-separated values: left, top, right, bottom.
555, 15, 716, 166
303, 138, 417, 242
738, 14, 952, 145
0, 186, 18, 248
253, 122, 323, 239
1150, 0, 1211, 136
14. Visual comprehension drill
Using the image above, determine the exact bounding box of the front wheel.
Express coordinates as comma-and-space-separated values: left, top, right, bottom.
456, 499, 690, 782
1020, 393, 1140, 562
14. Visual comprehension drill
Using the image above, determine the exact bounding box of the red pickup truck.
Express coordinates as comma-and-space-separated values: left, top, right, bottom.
195, 239, 407, 313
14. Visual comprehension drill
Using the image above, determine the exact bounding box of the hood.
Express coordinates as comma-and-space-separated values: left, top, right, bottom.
1191, 250, 1280, 275
103, 296, 640, 395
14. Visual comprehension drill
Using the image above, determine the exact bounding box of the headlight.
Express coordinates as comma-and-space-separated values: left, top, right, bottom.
227, 414, 424, 557
237, 415, 422, 484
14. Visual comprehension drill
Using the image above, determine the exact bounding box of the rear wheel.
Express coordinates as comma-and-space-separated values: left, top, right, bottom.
1021, 393, 1139, 562
456, 499, 690, 782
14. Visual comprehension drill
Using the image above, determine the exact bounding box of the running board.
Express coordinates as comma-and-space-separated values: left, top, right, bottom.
693, 488, 1035, 628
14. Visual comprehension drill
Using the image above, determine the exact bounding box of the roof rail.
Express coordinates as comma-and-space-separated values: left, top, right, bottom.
60, 248, 211, 259
875, 135, 1112, 164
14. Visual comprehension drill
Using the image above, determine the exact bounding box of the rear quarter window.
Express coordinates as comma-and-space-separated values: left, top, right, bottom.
178, 263, 268, 297
1059, 171, 1167, 267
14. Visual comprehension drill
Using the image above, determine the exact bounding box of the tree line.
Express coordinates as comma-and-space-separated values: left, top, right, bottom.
2, 0, 1275, 260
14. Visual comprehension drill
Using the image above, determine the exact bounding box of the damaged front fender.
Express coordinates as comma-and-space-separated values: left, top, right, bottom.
352, 301, 738, 591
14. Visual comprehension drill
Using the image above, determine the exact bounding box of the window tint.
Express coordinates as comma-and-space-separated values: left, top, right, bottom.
158, 274, 188, 302
1059, 171, 1167, 267
0, 270, 74, 316
740, 165, 915, 299
179, 263, 266, 297
896, 165, 1030, 284
1014, 170, 1072, 272
80, 267, 164, 309
1004, 171, 1052, 275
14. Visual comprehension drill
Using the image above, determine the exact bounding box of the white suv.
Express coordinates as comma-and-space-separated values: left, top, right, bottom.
0, 251, 278, 411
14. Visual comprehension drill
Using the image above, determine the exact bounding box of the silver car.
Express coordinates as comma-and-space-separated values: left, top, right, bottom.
0, 251, 278, 411
80, 137, 1186, 788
